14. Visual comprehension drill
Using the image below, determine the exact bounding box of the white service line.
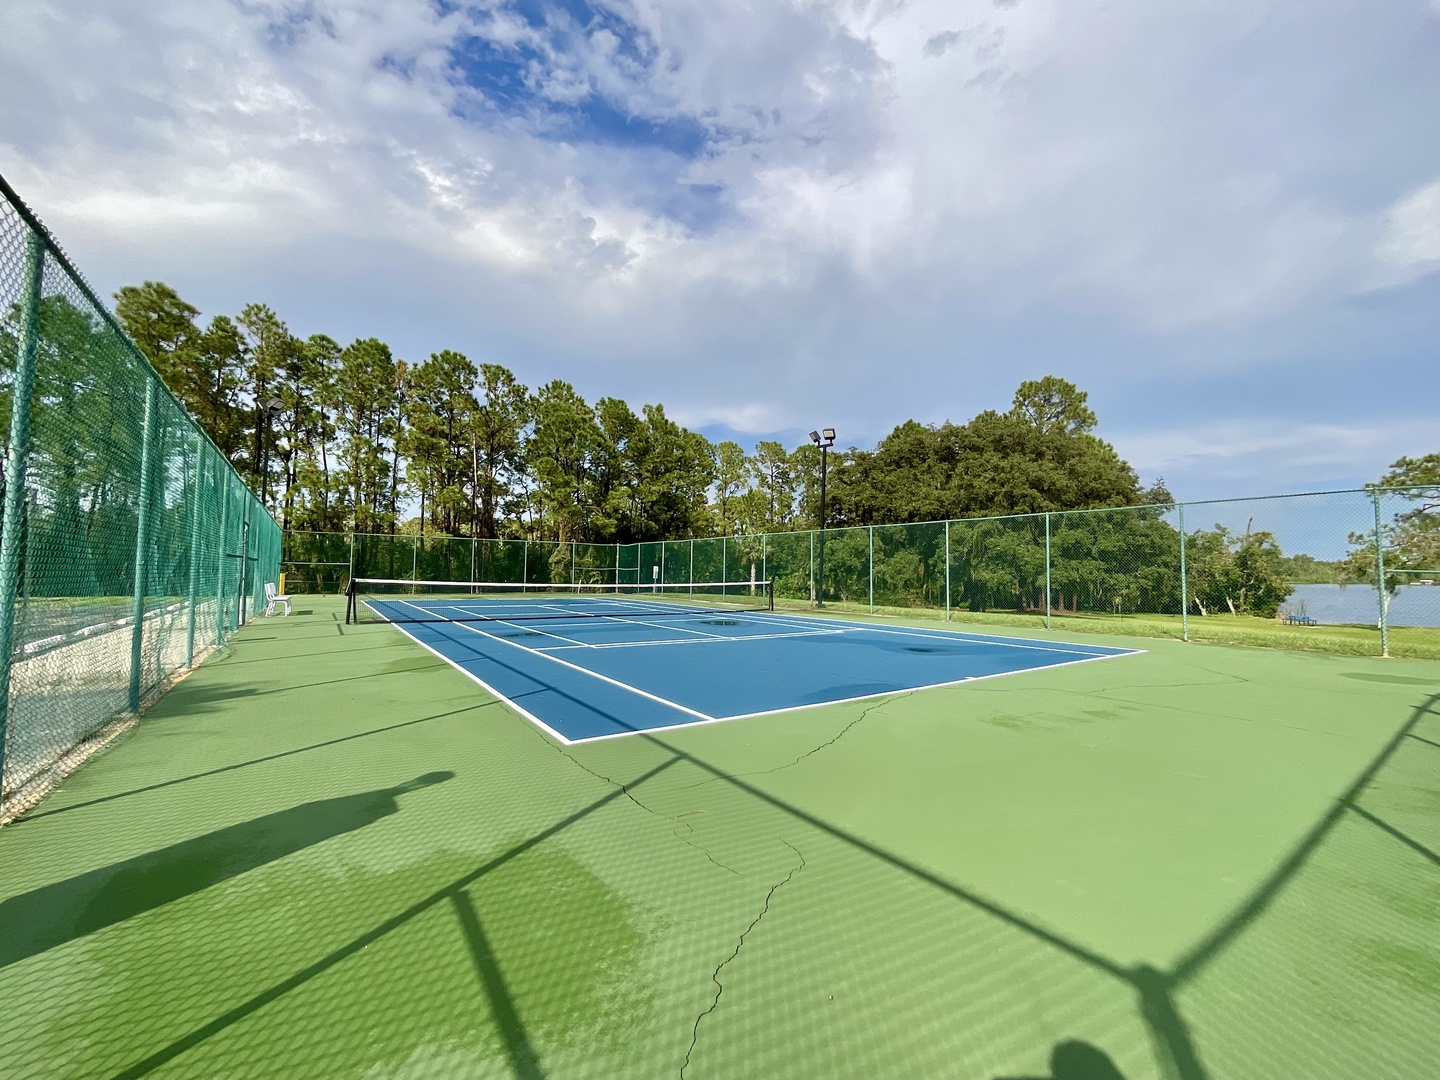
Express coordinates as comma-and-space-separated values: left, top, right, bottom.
449, 620, 717, 723
535, 628, 846, 652
587, 610, 727, 639
741, 610, 1134, 658
400, 600, 594, 648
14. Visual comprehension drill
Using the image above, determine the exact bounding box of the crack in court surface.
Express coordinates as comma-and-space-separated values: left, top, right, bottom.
684, 691, 914, 791
680, 840, 806, 1079
528, 724, 742, 875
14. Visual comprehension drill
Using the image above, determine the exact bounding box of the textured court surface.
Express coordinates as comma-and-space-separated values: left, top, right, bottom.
1, 597, 1438, 1080
367, 600, 1138, 741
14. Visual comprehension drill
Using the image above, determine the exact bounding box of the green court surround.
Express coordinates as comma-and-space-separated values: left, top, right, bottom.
2, 598, 1437, 1080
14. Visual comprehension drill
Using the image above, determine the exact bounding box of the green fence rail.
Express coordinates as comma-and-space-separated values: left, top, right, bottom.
285, 485, 1439, 656
0, 174, 281, 817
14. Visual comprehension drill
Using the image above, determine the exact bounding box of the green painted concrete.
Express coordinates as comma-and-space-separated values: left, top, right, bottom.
1, 598, 1437, 1079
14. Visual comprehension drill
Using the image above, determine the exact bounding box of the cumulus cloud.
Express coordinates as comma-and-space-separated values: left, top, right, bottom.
1377, 178, 1440, 271
0, 0, 1436, 495
1113, 414, 1440, 494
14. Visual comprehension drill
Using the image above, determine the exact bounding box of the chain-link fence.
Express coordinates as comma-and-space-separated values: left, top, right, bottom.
0, 175, 281, 818
287, 485, 1440, 658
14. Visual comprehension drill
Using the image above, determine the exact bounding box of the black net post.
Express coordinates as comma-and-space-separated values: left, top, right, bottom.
0, 233, 44, 784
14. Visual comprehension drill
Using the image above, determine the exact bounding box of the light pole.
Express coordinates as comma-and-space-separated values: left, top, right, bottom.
257, 396, 285, 510
809, 427, 835, 606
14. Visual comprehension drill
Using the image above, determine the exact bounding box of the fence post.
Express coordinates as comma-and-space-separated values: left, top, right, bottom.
810, 531, 815, 603
471, 537, 478, 583
1372, 489, 1389, 657
614, 542, 619, 587
570, 540, 576, 584
411, 535, 418, 583
722, 536, 727, 584
128, 379, 158, 713
184, 432, 204, 667
0, 233, 45, 786
688, 539, 693, 594
237, 516, 250, 628
522, 539, 528, 590
216, 480, 231, 644
868, 525, 874, 612
1044, 513, 1052, 631
1178, 503, 1188, 643
944, 520, 951, 621
762, 533, 767, 589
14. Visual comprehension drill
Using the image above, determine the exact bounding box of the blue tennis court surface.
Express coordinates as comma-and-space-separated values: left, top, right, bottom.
368, 600, 1141, 743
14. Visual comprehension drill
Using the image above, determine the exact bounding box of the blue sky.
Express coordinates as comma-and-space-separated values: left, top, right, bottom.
2, 0, 1437, 501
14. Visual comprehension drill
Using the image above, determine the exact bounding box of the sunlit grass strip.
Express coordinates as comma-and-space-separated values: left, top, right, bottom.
775, 598, 1440, 661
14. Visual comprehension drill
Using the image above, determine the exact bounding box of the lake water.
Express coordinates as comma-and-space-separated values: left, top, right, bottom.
1282, 583, 1440, 628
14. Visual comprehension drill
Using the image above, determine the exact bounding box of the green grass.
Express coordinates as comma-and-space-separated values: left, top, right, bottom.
777, 596, 1440, 660
2, 599, 1437, 1079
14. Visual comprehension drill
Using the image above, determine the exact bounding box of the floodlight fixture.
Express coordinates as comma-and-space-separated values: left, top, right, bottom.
822, 428, 836, 442
809, 430, 821, 444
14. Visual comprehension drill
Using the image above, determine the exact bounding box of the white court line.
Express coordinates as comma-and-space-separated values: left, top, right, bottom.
402, 600, 593, 648
589, 613, 725, 639
405, 596, 724, 629
448, 620, 717, 723
566, 649, 1143, 745
739, 610, 1136, 658
373, 618, 577, 745
588, 594, 775, 624
366, 598, 1142, 746
535, 628, 846, 652
507, 595, 769, 641
453, 599, 733, 641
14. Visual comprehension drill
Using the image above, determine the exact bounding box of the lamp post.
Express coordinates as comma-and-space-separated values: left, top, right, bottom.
809, 427, 835, 606
256, 396, 285, 510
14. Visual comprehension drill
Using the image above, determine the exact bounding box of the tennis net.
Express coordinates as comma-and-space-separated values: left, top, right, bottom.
346, 578, 775, 625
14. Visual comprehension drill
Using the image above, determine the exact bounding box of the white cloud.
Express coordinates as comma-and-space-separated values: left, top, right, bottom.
669, 402, 796, 434
1377, 178, 1440, 270
2, 0, 1425, 318
1113, 417, 1440, 497
0, 0, 1436, 497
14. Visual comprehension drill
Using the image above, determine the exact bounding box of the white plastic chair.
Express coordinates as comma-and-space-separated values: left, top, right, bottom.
264, 581, 291, 617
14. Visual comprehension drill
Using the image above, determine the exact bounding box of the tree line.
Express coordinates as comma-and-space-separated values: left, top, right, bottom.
107, 281, 1438, 621
112, 284, 1165, 543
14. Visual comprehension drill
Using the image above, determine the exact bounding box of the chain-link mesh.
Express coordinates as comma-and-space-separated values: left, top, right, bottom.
0, 177, 281, 816
282, 487, 1437, 657
280, 528, 351, 594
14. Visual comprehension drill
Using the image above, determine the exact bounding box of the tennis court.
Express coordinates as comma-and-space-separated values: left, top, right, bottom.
351, 579, 1140, 742
3, 598, 1439, 1080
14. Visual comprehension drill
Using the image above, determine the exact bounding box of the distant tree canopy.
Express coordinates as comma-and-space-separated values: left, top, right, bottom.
1375, 454, 1440, 570
1342, 454, 1440, 609
827, 378, 1144, 524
